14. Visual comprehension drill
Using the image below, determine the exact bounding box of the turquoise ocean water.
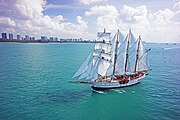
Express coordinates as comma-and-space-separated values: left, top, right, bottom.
0, 43, 179, 120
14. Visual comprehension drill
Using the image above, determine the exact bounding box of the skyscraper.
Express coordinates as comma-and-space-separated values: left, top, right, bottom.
50, 37, 54, 41
17, 35, 21, 40
9, 34, 13, 40
2, 33, 7, 39
32, 37, 35, 40
41, 36, 48, 41
25, 35, 30, 40
55, 37, 58, 41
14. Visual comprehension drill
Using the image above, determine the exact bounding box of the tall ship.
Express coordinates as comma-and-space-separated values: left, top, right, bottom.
71, 29, 150, 91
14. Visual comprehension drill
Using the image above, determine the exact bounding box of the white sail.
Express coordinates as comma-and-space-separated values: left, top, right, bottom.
127, 40, 138, 73
78, 60, 93, 79
105, 34, 116, 76
74, 29, 112, 80
95, 30, 112, 77
78, 72, 88, 80
109, 33, 116, 62
129, 31, 136, 46
92, 52, 100, 65
106, 31, 124, 76
95, 44, 111, 53
95, 43, 101, 50
111, 31, 124, 52
137, 41, 149, 71
72, 53, 91, 78
116, 35, 128, 75
106, 64, 113, 76
116, 30, 136, 74
118, 31, 124, 47
87, 58, 100, 80
102, 44, 112, 53
98, 59, 110, 76
101, 53, 111, 61
93, 51, 99, 58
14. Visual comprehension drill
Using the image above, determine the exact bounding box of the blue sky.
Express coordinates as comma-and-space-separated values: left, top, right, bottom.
0, 0, 179, 42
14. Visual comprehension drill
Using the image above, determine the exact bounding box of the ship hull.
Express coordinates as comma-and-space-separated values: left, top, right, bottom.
91, 74, 145, 91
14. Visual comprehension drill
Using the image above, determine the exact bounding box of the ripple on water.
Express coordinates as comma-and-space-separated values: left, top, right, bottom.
0, 43, 180, 120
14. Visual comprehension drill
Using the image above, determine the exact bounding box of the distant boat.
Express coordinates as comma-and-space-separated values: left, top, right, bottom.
71, 29, 150, 91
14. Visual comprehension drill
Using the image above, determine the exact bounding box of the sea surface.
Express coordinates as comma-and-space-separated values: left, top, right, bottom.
0, 43, 179, 120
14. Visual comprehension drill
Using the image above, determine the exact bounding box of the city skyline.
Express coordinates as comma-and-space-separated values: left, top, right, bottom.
0, 32, 93, 43
0, 0, 179, 43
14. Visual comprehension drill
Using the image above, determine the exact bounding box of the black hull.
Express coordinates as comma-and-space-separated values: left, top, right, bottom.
91, 81, 140, 91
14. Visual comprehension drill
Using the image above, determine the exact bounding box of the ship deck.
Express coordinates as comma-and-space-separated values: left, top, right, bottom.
94, 71, 145, 83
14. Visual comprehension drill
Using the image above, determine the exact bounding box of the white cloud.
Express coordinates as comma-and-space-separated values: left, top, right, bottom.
85, 5, 119, 31
96, 15, 118, 31
85, 5, 118, 16
149, 9, 174, 25
119, 5, 180, 42
0, 17, 16, 27
85, 4, 180, 42
120, 5, 148, 24
15, 0, 45, 19
147, 8, 179, 42
45, 4, 85, 10
76, 16, 88, 30
173, 1, 180, 22
118, 5, 150, 37
174, 1, 180, 10
0, 0, 90, 39
80, 0, 108, 5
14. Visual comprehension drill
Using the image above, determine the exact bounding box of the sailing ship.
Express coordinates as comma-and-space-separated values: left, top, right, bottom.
71, 29, 150, 91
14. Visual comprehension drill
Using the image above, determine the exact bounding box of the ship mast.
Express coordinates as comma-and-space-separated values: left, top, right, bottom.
112, 29, 119, 76
104, 28, 106, 33
124, 29, 131, 74
134, 36, 141, 73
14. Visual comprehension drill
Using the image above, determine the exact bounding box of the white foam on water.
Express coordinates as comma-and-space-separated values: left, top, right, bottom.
113, 89, 122, 93
132, 91, 135, 93
163, 47, 180, 50
121, 89, 126, 93
92, 90, 106, 94
113, 89, 126, 94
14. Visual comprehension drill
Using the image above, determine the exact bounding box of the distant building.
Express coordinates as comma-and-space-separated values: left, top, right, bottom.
9, 34, 13, 40
41, 36, 48, 41
79, 38, 83, 42
32, 37, 35, 40
49, 37, 54, 41
60, 39, 63, 42
17, 35, 21, 40
73, 39, 77, 42
55, 37, 58, 41
2, 33, 7, 39
25, 35, 30, 40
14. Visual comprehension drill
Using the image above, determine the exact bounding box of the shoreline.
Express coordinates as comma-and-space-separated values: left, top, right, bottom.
0, 40, 179, 44
0, 40, 98, 44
